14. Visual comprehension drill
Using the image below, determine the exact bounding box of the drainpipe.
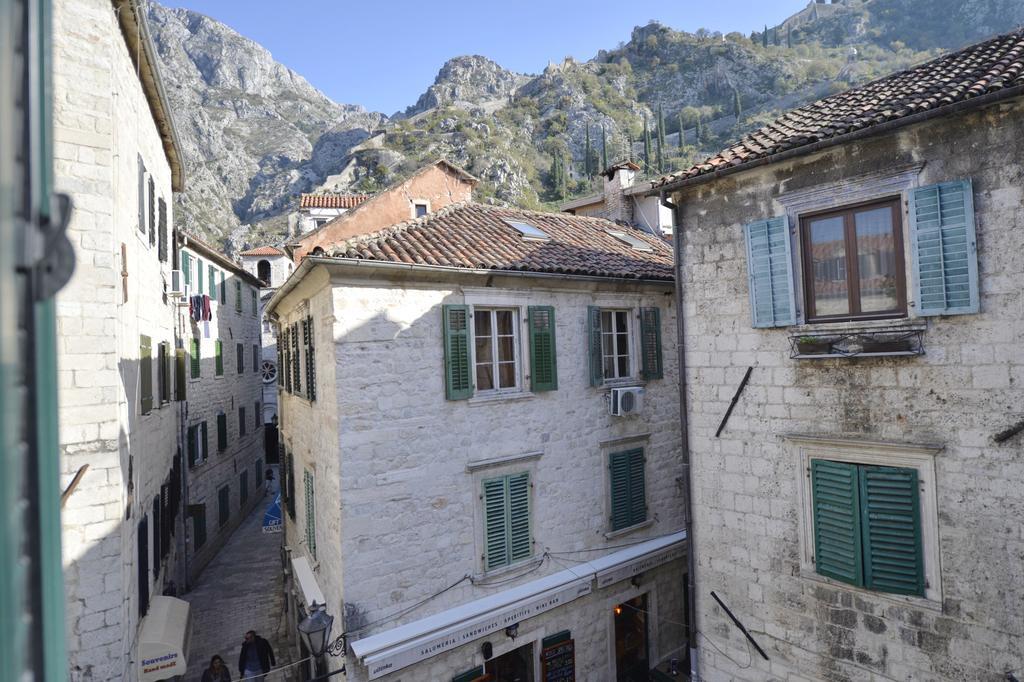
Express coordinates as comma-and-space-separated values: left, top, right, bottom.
663, 190, 699, 680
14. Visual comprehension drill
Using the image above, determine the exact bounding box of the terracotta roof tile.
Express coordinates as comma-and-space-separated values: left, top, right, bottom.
299, 193, 372, 209
656, 29, 1024, 188
324, 203, 674, 281
239, 245, 285, 257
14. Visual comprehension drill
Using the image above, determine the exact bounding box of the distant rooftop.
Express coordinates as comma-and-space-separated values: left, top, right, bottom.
299, 193, 373, 209
239, 245, 285, 257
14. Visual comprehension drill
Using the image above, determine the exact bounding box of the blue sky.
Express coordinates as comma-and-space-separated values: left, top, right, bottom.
167, 0, 809, 114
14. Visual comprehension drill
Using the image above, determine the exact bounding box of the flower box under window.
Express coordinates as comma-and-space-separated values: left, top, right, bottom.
789, 328, 924, 359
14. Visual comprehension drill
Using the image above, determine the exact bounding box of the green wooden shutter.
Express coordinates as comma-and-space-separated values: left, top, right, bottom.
201, 421, 209, 461
148, 177, 156, 246
139, 335, 152, 415
187, 425, 198, 467
235, 280, 242, 311
252, 345, 259, 374
208, 265, 215, 297
811, 459, 863, 587
197, 259, 204, 293
628, 450, 647, 525
239, 407, 246, 437
639, 307, 663, 380
442, 305, 472, 400
508, 472, 531, 562
305, 316, 316, 401
214, 340, 223, 376
609, 449, 645, 531
528, 306, 557, 392
483, 477, 509, 570
909, 180, 979, 316
291, 323, 301, 394
217, 413, 227, 452
743, 216, 796, 327
252, 288, 258, 315
304, 470, 316, 559
859, 466, 924, 596
236, 342, 244, 374
175, 349, 187, 400
190, 338, 200, 378
181, 251, 191, 285
587, 305, 603, 386
158, 198, 168, 262
220, 271, 226, 304
277, 331, 284, 387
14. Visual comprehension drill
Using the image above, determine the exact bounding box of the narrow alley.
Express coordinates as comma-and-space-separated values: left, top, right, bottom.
183, 475, 293, 681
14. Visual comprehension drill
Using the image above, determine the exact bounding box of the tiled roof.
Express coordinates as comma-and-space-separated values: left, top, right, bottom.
239, 245, 285, 257
299, 193, 372, 209
655, 29, 1024, 189
327, 202, 674, 281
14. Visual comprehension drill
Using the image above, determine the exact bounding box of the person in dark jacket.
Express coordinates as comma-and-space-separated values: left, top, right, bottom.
201, 655, 231, 682
238, 631, 275, 681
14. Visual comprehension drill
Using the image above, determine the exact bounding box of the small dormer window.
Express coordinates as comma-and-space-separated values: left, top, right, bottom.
414, 202, 428, 218
607, 230, 653, 252
503, 220, 550, 241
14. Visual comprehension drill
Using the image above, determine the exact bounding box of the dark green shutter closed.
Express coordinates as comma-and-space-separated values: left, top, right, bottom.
236, 342, 244, 374
483, 477, 508, 570
587, 306, 603, 386
186, 426, 198, 467
140, 335, 152, 414
859, 466, 924, 596
291, 323, 301, 394
909, 180, 979, 316
190, 338, 200, 378
640, 307, 663, 380
158, 198, 168, 262
214, 340, 223, 376
609, 449, 646, 531
304, 470, 316, 559
217, 413, 227, 452
443, 305, 472, 400
508, 472, 531, 562
201, 421, 209, 461
235, 280, 242, 311
811, 459, 864, 587
483, 473, 531, 571
175, 349, 187, 401
305, 316, 316, 401
528, 306, 557, 392
239, 407, 246, 437
220, 271, 226, 304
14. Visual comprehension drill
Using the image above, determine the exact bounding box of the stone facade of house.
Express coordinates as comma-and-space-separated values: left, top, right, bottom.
667, 95, 1024, 681
52, 0, 185, 679
177, 236, 266, 580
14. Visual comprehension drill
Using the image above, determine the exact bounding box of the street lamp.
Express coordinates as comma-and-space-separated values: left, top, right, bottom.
298, 603, 335, 659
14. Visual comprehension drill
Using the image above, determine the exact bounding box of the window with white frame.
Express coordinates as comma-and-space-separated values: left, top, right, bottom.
600, 310, 632, 380
473, 308, 520, 393
792, 436, 942, 604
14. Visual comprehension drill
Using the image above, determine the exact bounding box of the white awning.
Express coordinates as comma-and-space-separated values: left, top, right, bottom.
138, 596, 191, 681
291, 555, 326, 608
351, 530, 685, 679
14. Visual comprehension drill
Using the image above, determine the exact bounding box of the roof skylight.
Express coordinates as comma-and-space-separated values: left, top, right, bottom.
607, 230, 654, 252
503, 219, 551, 240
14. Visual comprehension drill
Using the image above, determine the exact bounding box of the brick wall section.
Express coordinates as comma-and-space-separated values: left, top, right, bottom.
179, 245, 266, 579
53, 0, 180, 679
277, 267, 685, 681
670, 99, 1024, 680
291, 164, 474, 262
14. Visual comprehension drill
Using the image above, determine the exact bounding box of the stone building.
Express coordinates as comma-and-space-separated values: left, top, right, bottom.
656, 29, 1024, 681
288, 159, 478, 262
560, 161, 675, 237
52, 0, 189, 679
291, 193, 372, 237
176, 233, 267, 581
265, 202, 688, 681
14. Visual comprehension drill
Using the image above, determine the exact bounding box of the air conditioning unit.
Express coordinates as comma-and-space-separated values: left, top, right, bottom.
609, 387, 645, 417
169, 270, 186, 297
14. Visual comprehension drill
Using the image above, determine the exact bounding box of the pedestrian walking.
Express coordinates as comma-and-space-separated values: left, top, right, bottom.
238, 630, 275, 681
201, 655, 232, 682
264, 467, 275, 495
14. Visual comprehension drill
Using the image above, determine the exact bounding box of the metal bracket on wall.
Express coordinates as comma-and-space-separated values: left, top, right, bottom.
715, 366, 753, 438
31, 192, 75, 301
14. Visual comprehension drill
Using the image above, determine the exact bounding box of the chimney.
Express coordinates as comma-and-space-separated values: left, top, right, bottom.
601, 162, 639, 224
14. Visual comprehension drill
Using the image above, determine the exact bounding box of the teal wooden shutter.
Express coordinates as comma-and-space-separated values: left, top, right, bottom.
219, 271, 226, 304
304, 470, 316, 559
236, 342, 244, 373
442, 305, 472, 400
181, 250, 191, 285
811, 459, 863, 587
197, 259, 204, 293
639, 307, 663, 380
200, 421, 209, 461
909, 180, 979, 316
859, 466, 924, 596
528, 306, 557, 392
235, 280, 242, 311
609, 449, 646, 531
214, 340, 223, 376
175, 349, 186, 400
587, 306, 603, 386
291, 323, 301, 394
508, 472, 531, 562
305, 316, 316, 401
217, 413, 227, 452
483, 476, 509, 570
187, 426, 198, 467
139, 335, 152, 415
239, 407, 246, 437
743, 216, 796, 327
208, 265, 215, 297
190, 338, 200, 378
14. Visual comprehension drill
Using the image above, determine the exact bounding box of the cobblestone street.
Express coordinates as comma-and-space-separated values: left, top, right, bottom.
183, 474, 292, 681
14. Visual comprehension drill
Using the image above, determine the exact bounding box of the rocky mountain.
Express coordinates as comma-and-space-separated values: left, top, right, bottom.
149, 0, 1024, 251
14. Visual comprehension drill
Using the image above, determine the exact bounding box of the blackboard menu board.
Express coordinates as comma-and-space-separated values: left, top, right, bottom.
541, 638, 575, 682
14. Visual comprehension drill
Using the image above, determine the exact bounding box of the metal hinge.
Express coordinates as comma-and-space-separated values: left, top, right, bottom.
30, 192, 75, 301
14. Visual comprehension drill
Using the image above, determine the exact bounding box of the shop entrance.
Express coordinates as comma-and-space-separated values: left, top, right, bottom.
614, 594, 649, 681
485, 641, 534, 682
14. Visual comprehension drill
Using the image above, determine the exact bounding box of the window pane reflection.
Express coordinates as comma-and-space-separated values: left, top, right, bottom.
855, 206, 898, 312
809, 216, 848, 316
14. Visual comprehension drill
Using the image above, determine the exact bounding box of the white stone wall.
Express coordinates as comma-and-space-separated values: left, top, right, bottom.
53, 0, 180, 679
276, 268, 685, 681
178, 246, 266, 578
671, 100, 1024, 680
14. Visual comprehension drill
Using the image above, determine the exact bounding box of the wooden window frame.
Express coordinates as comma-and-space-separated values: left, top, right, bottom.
599, 309, 634, 381
471, 307, 522, 396
799, 197, 907, 323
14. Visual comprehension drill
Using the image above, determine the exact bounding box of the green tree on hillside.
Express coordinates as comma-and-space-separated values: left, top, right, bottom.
677, 110, 685, 150
584, 124, 593, 177
601, 125, 609, 170
733, 88, 743, 124
642, 115, 652, 174
762, 25, 768, 48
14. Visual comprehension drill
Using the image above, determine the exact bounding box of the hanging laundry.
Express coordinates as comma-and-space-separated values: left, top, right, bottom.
202, 295, 212, 321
